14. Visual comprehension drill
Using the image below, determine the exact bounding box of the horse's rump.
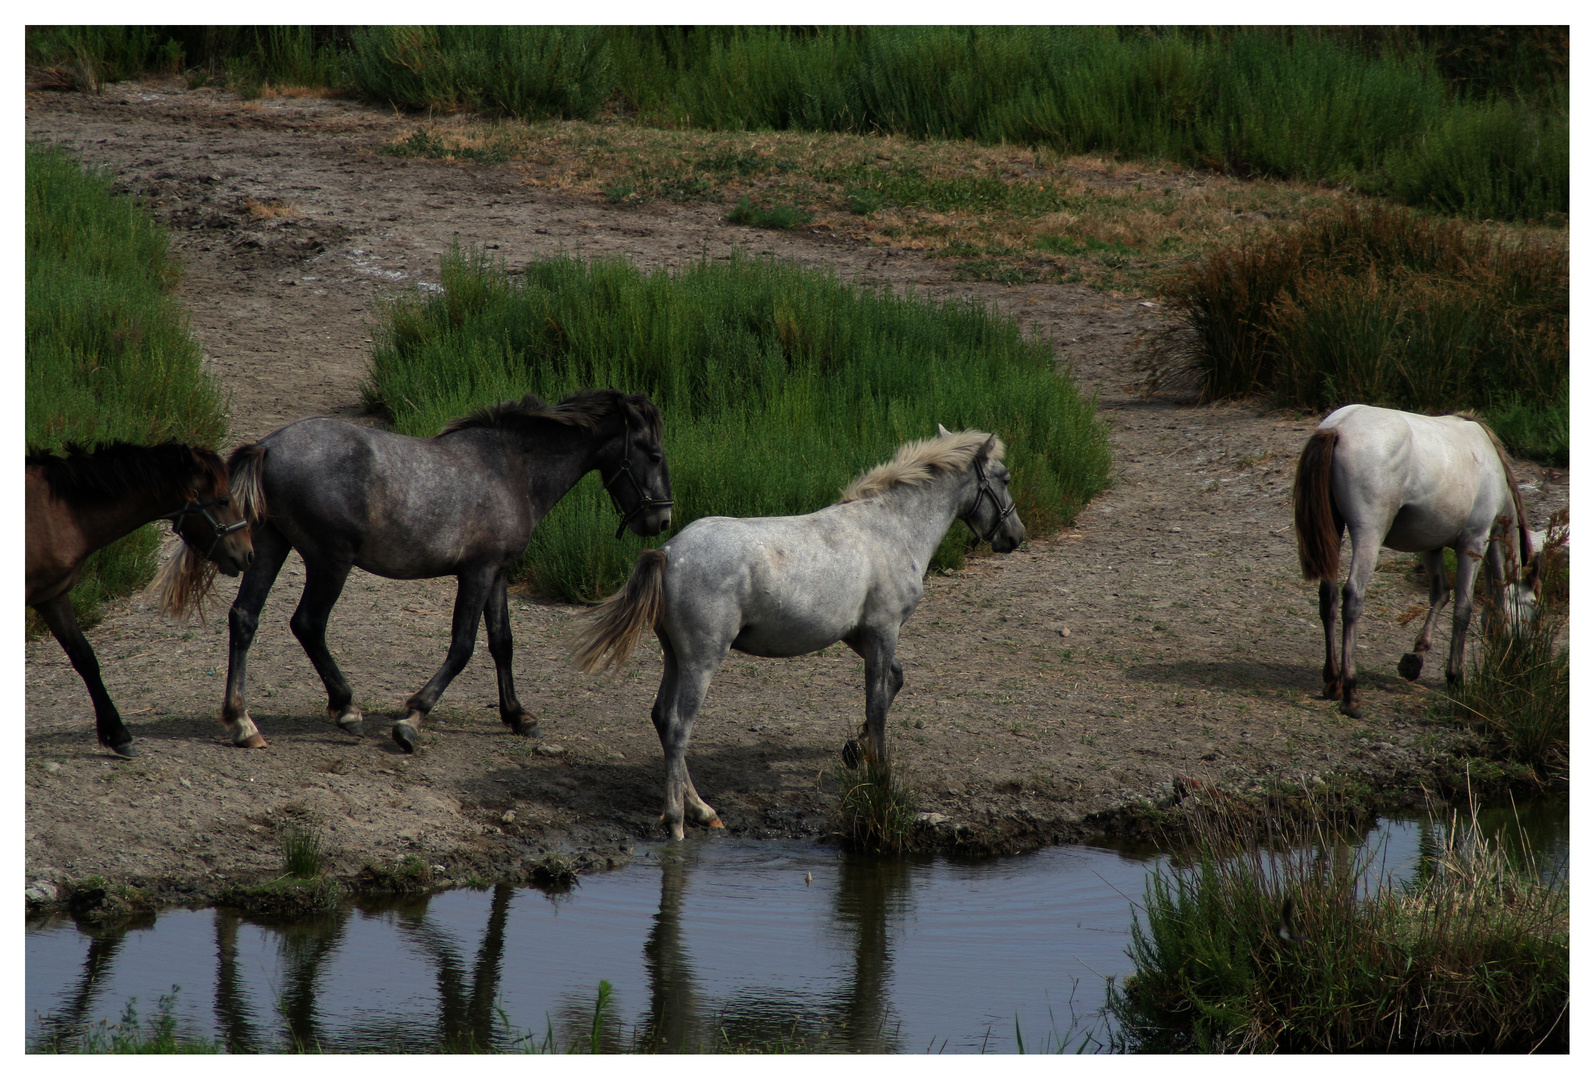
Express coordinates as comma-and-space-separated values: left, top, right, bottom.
1293, 428, 1342, 581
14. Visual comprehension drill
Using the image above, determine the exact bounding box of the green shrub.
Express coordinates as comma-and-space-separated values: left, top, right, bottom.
26, 142, 230, 625
365, 246, 1112, 602
1161, 202, 1567, 461
1108, 797, 1569, 1052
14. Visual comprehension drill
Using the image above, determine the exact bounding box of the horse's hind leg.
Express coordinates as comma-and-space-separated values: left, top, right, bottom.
1318, 579, 1342, 698
1399, 549, 1450, 681
482, 572, 537, 739
393, 568, 494, 753
223, 523, 292, 748
289, 558, 362, 736
1338, 527, 1382, 719
36, 594, 134, 757
651, 632, 726, 839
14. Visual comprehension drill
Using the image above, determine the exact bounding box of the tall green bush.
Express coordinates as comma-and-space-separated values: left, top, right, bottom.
366, 247, 1111, 602
26, 142, 229, 623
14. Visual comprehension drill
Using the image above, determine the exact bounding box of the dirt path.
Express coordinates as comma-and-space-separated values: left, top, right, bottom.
24, 82, 1569, 907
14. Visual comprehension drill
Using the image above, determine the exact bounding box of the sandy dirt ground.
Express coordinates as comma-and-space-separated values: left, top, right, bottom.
23, 81, 1569, 908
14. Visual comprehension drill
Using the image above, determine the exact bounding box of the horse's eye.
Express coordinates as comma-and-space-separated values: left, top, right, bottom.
648, 451, 664, 464
217, 496, 230, 508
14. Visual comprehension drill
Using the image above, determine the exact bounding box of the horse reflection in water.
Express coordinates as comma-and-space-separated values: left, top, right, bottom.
640, 851, 908, 1053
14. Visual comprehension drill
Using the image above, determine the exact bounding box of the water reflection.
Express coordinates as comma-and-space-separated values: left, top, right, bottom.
26, 801, 1567, 1054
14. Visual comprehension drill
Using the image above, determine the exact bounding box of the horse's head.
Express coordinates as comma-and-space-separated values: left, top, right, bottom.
944, 425, 1026, 554
175, 450, 254, 576
602, 395, 673, 539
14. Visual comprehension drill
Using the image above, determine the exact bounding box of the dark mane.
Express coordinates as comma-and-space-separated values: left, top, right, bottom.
26, 441, 224, 505
440, 388, 663, 441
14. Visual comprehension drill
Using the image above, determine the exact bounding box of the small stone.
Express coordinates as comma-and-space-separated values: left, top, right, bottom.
41, 762, 61, 774
538, 743, 565, 756
500, 810, 516, 824
915, 812, 949, 827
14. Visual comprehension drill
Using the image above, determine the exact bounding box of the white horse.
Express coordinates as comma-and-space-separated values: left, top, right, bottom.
1293, 404, 1542, 718
572, 427, 1027, 838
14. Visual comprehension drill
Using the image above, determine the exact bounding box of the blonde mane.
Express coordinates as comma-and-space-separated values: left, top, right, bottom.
839, 430, 1004, 503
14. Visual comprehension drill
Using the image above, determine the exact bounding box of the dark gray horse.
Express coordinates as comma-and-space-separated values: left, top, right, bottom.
572, 426, 1025, 838
201, 388, 672, 753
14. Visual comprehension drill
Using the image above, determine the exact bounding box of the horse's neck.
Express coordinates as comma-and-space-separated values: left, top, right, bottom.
495, 424, 606, 503
70, 484, 192, 551
855, 477, 967, 561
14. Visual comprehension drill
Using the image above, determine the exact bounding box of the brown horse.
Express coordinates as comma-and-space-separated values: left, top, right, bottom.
26, 441, 255, 756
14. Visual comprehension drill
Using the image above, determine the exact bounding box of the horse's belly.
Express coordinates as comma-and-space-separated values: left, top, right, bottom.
731, 619, 847, 658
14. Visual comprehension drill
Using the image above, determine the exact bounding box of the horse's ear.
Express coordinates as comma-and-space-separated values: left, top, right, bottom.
979, 435, 996, 458
937, 423, 952, 438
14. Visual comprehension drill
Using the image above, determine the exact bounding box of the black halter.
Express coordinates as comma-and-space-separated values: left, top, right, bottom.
962, 457, 1016, 543
602, 417, 673, 540
168, 496, 249, 561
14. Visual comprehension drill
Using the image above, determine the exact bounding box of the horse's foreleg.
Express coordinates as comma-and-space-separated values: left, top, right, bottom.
289, 559, 360, 737
222, 527, 291, 748
1317, 579, 1341, 698
1399, 549, 1450, 681
1338, 530, 1381, 719
651, 640, 723, 839
394, 570, 492, 753
482, 573, 536, 738
857, 630, 902, 764
36, 594, 133, 757
1446, 543, 1487, 686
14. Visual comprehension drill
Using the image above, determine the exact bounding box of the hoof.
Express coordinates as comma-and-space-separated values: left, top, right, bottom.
1321, 682, 1341, 700
707, 816, 725, 829
333, 708, 364, 737
1397, 653, 1424, 681
1339, 701, 1363, 720
508, 716, 540, 739
234, 733, 269, 749
109, 741, 136, 759
392, 721, 419, 754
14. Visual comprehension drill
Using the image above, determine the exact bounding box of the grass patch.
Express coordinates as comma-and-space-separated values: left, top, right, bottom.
1158, 201, 1567, 462
1107, 795, 1569, 1052
364, 245, 1113, 602
29, 27, 1566, 222
832, 745, 917, 855
1434, 512, 1569, 781
26, 141, 230, 627
725, 197, 811, 230
31, 989, 222, 1054
220, 821, 342, 916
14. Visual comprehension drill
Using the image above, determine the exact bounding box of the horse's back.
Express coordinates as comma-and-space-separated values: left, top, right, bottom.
661, 510, 883, 656
1321, 405, 1499, 550
255, 418, 527, 575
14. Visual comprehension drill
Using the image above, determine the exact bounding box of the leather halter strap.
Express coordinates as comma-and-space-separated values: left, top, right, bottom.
168, 496, 249, 561
601, 416, 673, 540
961, 456, 1016, 543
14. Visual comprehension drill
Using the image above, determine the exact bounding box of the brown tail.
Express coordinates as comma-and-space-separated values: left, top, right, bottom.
228, 443, 268, 523
571, 548, 668, 674
1293, 428, 1342, 582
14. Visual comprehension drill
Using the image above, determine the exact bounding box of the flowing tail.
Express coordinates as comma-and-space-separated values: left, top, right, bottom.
1293, 428, 1342, 582
228, 443, 269, 524
571, 548, 668, 674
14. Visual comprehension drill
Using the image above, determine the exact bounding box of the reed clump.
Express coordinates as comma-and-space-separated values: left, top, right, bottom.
365, 245, 1112, 602
26, 141, 230, 627
1106, 795, 1569, 1053
1438, 510, 1569, 781
833, 744, 917, 855
1160, 201, 1568, 462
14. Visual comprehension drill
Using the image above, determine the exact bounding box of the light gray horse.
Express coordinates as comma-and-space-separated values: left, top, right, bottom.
206, 388, 672, 753
1293, 404, 1541, 718
572, 426, 1026, 839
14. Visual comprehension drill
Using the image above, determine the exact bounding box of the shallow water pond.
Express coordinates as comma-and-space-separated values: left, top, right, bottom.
26, 800, 1566, 1053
